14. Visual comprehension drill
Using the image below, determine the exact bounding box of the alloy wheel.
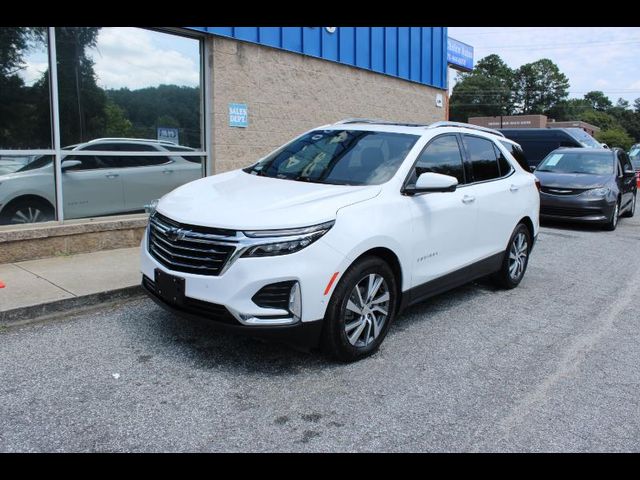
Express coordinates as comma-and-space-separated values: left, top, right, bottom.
508, 232, 528, 281
11, 207, 45, 224
343, 273, 390, 347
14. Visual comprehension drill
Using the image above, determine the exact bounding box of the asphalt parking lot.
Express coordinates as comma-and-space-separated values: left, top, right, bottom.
1, 215, 639, 452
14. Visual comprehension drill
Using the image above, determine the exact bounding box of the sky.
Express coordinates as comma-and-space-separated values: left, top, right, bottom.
20, 27, 201, 90
447, 27, 640, 105
18, 27, 640, 105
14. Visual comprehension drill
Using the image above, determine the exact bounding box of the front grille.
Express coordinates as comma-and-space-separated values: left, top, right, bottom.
143, 275, 239, 325
540, 187, 586, 196
252, 281, 295, 310
148, 213, 238, 276
540, 206, 599, 217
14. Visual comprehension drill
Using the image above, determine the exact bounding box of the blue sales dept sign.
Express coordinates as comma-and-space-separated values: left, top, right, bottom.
229, 103, 248, 128
447, 37, 474, 71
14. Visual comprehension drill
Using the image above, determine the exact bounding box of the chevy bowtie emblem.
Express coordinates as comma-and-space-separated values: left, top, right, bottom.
166, 227, 185, 242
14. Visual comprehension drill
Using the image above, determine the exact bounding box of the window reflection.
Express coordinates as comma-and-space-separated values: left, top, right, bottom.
0, 27, 51, 149
55, 27, 202, 149
0, 155, 56, 225
1, 27, 205, 225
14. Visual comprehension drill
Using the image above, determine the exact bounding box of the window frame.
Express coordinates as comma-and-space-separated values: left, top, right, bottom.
0, 27, 210, 225
400, 133, 468, 193
459, 133, 515, 185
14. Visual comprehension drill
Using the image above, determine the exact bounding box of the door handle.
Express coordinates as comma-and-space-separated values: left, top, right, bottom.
162, 170, 174, 174
462, 195, 475, 204
510, 184, 519, 192
105, 173, 119, 178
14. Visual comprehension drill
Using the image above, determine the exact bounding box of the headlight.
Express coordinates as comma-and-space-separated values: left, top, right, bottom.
241, 220, 335, 257
581, 187, 610, 197
144, 199, 159, 215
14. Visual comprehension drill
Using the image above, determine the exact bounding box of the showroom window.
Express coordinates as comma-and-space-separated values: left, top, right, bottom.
0, 27, 208, 226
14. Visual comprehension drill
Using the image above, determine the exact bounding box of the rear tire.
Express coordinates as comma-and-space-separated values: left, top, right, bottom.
321, 256, 398, 362
491, 223, 531, 289
0, 197, 54, 225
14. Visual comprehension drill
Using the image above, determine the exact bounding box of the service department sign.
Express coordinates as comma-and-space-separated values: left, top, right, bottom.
229, 103, 248, 128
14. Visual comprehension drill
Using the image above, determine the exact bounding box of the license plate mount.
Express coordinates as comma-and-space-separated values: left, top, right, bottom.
154, 268, 185, 307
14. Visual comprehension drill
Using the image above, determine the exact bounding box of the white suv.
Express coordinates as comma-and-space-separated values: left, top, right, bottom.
141, 120, 540, 361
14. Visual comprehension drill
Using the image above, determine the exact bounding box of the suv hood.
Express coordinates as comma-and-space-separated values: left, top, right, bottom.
534, 171, 612, 189
157, 169, 381, 230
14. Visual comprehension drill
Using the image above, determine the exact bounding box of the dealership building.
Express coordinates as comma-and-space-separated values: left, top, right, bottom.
0, 27, 472, 262
469, 115, 600, 137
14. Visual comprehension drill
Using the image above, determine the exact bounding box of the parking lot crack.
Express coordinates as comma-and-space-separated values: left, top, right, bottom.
484, 265, 640, 449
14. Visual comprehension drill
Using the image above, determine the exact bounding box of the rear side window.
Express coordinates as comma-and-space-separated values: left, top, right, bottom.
494, 144, 514, 177
500, 141, 529, 171
411, 135, 465, 184
616, 150, 632, 173
462, 135, 500, 182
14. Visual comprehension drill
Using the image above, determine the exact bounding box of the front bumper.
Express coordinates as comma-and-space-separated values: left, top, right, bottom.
539, 192, 615, 223
140, 223, 353, 345
142, 275, 323, 348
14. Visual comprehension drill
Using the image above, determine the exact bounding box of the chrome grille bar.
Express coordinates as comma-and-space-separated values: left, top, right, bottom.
147, 213, 238, 276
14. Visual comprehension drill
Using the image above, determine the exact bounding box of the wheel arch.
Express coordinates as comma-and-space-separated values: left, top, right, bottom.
0, 194, 55, 218
518, 215, 535, 245
344, 246, 404, 316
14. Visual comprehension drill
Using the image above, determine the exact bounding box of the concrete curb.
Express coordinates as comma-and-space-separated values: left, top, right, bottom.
0, 285, 144, 327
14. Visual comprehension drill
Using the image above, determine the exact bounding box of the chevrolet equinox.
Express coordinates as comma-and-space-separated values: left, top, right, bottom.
141, 120, 540, 361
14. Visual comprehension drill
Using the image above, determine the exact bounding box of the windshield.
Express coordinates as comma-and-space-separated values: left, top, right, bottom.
537, 151, 614, 175
243, 130, 419, 186
630, 145, 640, 168
17, 155, 53, 172
566, 128, 603, 148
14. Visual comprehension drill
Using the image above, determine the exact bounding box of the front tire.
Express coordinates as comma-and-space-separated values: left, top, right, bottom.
621, 193, 636, 218
491, 223, 531, 289
321, 256, 398, 362
603, 200, 620, 231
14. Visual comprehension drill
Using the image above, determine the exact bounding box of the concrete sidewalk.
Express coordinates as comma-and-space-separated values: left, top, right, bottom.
0, 247, 142, 325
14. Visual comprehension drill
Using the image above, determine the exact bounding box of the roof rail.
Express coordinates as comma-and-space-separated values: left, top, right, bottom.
334, 118, 389, 125
427, 121, 505, 138
87, 137, 177, 144
334, 118, 430, 127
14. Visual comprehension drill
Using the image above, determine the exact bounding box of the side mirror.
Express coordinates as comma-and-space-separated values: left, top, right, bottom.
530, 166, 537, 172
404, 172, 458, 196
624, 166, 636, 177
61, 159, 82, 171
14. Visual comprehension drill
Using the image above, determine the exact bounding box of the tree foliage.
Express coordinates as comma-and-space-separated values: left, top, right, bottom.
0, 27, 202, 150
596, 128, 634, 150
449, 54, 515, 121
512, 59, 569, 114
449, 53, 640, 149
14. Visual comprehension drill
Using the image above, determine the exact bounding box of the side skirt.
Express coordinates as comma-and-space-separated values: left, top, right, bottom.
399, 252, 504, 312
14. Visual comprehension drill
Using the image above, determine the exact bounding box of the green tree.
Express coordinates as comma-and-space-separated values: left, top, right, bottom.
547, 98, 592, 121
52, 27, 107, 145
584, 90, 613, 111
0, 27, 50, 149
596, 128, 634, 150
578, 110, 619, 131
104, 101, 133, 137
512, 59, 569, 114
616, 98, 630, 110
449, 54, 515, 121
107, 85, 201, 147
